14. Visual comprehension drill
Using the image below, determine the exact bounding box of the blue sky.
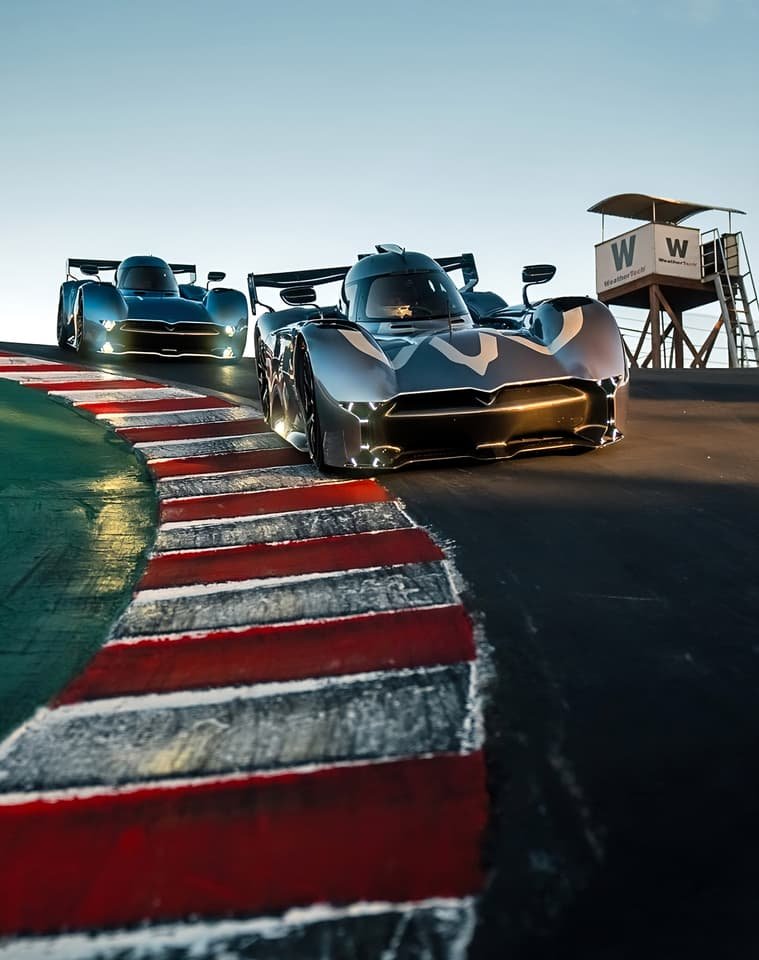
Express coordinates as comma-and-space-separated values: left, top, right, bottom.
1, 0, 757, 353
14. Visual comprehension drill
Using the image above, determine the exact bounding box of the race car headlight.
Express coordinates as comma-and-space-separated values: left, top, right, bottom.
340, 401, 379, 425
224, 324, 236, 337
102, 318, 116, 332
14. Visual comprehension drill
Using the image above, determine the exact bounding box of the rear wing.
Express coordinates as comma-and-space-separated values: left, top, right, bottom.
435, 254, 479, 291
248, 265, 351, 312
66, 258, 120, 279
168, 263, 197, 281
66, 259, 197, 282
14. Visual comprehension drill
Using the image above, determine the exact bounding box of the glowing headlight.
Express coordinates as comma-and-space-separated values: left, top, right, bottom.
224, 325, 236, 337
101, 342, 114, 354
103, 319, 116, 332
223, 347, 234, 359
341, 401, 380, 420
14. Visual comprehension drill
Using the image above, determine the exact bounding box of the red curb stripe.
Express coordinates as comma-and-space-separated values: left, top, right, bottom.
25, 378, 167, 393
0, 363, 87, 373
148, 447, 308, 478
118, 418, 268, 443
161, 478, 391, 523
139, 527, 443, 590
80, 396, 235, 415
0, 752, 486, 936
56, 605, 475, 704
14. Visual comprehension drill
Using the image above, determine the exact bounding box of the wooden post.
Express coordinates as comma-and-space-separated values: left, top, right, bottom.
649, 285, 661, 369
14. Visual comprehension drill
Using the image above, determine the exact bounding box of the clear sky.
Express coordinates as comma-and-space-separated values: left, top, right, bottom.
1, 0, 757, 354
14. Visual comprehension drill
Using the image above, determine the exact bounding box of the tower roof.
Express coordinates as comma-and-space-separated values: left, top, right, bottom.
588, 193, 745, 224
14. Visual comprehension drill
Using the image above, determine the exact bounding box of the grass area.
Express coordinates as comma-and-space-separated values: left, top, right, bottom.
0, 380, 155, 739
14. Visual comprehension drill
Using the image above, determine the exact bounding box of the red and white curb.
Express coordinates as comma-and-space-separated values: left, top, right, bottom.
0, 352, 489, 959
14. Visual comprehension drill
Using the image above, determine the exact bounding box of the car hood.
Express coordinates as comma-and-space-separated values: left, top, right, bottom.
336, 326, 579, 393
302, 301, 626, 403
122, 295, 212, 324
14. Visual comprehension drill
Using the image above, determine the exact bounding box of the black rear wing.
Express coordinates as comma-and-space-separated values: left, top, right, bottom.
435, 253, 479, 291
248, 265, 351, 311
66, 259, 197, 282
66, 258, 120, 278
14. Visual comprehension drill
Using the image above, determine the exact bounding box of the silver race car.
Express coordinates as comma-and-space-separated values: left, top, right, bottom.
57, 255, 248, 361
249, 245, 628, 470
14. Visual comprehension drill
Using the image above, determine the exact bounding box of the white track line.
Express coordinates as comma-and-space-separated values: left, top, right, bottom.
0, 664, 474, 791
0, 749, 464, 807
154, 501, 411, 552
55, 387, 204, 404
104, 600, 459, 648
99, 405, 263, 427
137, 431, 289, 460
0, 356, 60, 365
113, 560, 457, 638
158, 463, 336, 499
0, 899, 476, 960
0, 370, 121, 382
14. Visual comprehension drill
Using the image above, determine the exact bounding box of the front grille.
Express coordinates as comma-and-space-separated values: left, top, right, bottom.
121, 321, 220, 336
386, 383, 586, 419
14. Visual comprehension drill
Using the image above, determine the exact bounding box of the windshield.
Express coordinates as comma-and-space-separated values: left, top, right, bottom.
118, 265, 178, 293
347, 270, 469, 323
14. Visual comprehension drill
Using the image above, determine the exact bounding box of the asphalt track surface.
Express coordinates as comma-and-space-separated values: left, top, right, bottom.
4, 341, 759, 959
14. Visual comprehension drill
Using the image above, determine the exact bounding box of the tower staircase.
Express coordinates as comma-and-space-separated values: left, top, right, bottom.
700, 229, 759, 368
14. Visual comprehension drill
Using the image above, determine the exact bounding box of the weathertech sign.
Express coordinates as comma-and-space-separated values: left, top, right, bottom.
595, 223, 701, 293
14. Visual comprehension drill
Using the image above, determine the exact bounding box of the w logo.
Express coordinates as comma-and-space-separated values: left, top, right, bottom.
665, 237, 689, 258
611, 236, 636, 271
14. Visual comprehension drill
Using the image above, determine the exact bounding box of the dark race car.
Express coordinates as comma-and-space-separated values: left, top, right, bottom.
249, 245, 629, 471
57, 255, 248, 361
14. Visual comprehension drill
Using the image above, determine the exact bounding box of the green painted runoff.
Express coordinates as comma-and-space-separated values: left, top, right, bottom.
0, 380, 155, 740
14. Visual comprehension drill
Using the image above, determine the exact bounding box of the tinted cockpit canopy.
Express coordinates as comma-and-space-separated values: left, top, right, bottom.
117, 257, 178, 294
344, 269, 468, 325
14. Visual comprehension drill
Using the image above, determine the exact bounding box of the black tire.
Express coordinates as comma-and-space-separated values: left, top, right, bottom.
296, 343, 325, 470
56, 293, 71, 350
254, 331, 271, 422
73, 299, 86, 356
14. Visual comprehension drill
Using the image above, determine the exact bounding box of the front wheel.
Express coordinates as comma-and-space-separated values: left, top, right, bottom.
56, 294, 71, 350
296, 344, 325, 470
254, 331, 271, 421
73, 302, 87, 356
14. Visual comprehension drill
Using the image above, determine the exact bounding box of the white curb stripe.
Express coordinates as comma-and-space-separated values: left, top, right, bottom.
104, 600, 457, 648
99, 405, 263, 427
158, 464, 333, 500
0, 370, 121, 383
0, 899, 476, 960
0, 743, 466, 806
136, 431, 290, 460
154, 501, 411, 552
0, 663, 474, 791
112, 560, 456, 638
0, 356, 60, 365
53, 387, 204, 404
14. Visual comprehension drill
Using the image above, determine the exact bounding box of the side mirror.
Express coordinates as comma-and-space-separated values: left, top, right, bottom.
281, 285, 317, 306
80, 264, 100, 277
522, 263, 556, 307
207, 271, 226, 286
